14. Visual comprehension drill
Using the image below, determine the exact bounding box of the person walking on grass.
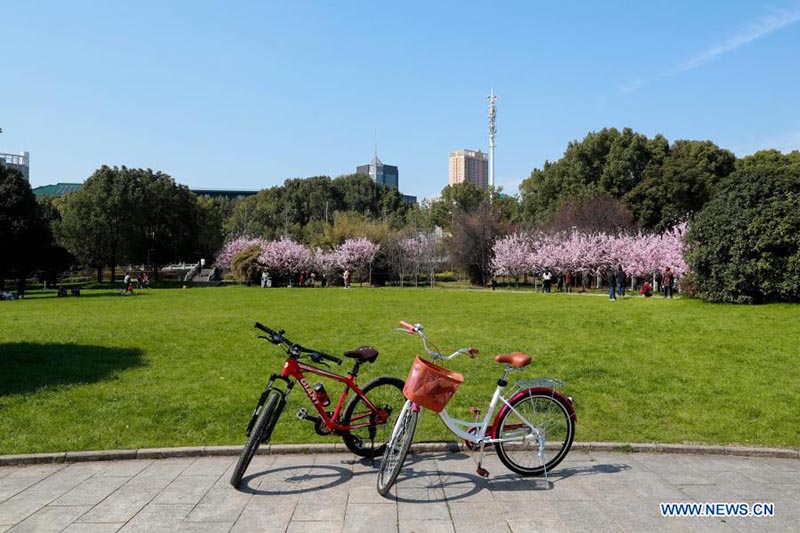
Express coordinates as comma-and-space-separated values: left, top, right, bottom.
616, 265, 626, 297
663, 267, 674, 298
608, 269, 616, 300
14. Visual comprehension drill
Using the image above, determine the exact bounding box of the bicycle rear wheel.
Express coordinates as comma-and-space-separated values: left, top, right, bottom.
376, 400, 418, 496
495, 392, 574, 476
230, 390, 284, 488
341, 376, 405, 457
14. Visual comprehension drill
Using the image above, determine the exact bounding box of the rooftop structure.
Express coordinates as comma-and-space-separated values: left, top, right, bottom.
357, 156, 399, 189
32, 183, 258, 199
0, 151, 30, 179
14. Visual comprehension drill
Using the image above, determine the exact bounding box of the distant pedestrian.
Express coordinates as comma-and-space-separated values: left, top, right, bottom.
615, 266, 626, 297
142, 272, 150, 288
344, 270, 351, 289
654, 270, 663, 294
261, 271, 267, 289
608, 269, 616, 300
556, 273, 564, 292
565, 271, 574, 293
663, 267, 674, 298
542, 270, 553, 293
310, 272, 316, 287
299, 272, 304, 287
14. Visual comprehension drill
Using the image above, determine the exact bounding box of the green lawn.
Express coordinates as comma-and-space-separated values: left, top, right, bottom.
1, 285, 798, 454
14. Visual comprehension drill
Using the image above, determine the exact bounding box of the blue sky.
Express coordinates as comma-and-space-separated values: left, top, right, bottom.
2, 1, 799, 200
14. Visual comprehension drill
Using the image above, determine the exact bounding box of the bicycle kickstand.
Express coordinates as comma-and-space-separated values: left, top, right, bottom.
469, 407, 490, 478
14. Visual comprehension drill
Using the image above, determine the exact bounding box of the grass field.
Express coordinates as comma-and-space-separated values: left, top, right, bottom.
1, 285, 798, 454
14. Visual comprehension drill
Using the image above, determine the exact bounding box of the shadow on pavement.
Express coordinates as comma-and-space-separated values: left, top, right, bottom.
382, 452, 633, 502
240, 464, 355, 495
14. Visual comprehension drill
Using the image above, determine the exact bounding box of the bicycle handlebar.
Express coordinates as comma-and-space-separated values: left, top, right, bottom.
397, 320, 478, 360
253, 322, 342, 365
399, 320, 417, 334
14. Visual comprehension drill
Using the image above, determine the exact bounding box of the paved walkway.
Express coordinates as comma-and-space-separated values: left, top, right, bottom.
0, 450, 797, 532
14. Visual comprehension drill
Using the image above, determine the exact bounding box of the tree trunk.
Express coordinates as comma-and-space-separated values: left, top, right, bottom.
96, 266, 103, 283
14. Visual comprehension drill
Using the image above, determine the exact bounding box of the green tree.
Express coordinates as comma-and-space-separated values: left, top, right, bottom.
56, 166, 200, 282
448, 203, 509, 286
0, 165, 59, 288
625, 140, 735, 230
686, 150, 800, 303
519, 128, 736, 230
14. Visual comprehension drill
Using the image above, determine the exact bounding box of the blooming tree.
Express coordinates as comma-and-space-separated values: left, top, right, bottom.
492, 223, 691, 288
258, 237, 311, 283
491, 233, 532, 282
335, 238, 380, 284
215, 236, 268, 269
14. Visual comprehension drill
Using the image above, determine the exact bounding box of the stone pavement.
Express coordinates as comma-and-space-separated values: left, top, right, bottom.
0, 449, 797, 532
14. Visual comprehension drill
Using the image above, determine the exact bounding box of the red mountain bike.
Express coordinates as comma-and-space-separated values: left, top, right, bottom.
230, 322, 405, 488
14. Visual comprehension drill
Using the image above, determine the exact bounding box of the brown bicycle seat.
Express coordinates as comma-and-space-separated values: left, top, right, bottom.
343, 346, 379, 363
494, 352, 531, 368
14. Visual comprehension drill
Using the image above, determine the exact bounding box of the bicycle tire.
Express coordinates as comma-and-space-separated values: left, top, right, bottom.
376, 400, 418, 496
341, 376, 405, 457
230, 390, 283, 488
495, 392, 574, 476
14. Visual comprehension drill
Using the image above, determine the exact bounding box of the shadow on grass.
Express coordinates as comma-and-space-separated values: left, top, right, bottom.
0, 342, 145, 396
20, 291, 154, 299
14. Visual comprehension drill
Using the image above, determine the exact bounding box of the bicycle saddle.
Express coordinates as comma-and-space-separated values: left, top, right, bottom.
343, 346, 379, 363
494, 352, 531, 368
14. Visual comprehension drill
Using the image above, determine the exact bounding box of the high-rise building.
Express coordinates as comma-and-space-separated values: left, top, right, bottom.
357, 156, 399, 189
449, 149, 488, 190
0, 151, 30, 179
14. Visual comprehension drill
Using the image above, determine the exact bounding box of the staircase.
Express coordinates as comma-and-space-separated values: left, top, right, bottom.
188, 268, 222, 286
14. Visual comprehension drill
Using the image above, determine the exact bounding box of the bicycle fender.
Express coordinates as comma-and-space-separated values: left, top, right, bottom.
490, 387, 577, 439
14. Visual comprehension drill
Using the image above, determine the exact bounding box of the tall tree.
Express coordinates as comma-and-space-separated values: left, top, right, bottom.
625, 140, 735, 230
0, 166, 58, 288
448, 203, 508, 286
686, 150, 800, 303
56, 166, 200, 282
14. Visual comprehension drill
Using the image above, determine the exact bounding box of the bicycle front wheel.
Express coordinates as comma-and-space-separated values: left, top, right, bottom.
230, 390, 284, 488
495, 392, 574, 476
376, 400, 418, 496
341, 376, 405, 457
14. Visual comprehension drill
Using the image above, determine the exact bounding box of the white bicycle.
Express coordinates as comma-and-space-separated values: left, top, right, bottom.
376, 321, 577, 496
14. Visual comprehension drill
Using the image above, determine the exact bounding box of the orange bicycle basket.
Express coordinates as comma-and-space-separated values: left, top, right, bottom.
403, 356, 464, 412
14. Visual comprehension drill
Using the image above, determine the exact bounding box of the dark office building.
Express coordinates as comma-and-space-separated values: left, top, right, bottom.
357, 156, 399, 189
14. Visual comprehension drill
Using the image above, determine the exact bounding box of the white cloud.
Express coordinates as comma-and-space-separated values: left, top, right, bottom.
622, 7, 800, 93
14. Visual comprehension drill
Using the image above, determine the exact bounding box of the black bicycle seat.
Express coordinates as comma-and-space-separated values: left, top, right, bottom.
343, 346, 379, 363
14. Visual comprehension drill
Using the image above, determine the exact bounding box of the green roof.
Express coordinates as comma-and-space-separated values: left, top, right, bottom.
31, 182, 258, 199
32, 183, 83, 197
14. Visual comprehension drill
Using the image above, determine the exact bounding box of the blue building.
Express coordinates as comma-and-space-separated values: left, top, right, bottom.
357, 156, 399, 189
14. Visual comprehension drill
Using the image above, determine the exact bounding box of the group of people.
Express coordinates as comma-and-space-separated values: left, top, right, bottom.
609, 266, 676, 300
260, 271, 331, 288
120, 271, 150, 295
540, 270, 576, 293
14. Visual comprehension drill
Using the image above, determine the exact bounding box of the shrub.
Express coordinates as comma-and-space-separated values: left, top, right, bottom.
686, 150, 800, 303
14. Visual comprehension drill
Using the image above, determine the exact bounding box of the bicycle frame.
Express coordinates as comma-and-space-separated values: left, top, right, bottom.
279, 357, 387, 433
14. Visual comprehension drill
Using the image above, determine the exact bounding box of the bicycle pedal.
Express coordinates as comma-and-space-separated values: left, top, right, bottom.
476, 466, 490, 478
296, 408, 308, 420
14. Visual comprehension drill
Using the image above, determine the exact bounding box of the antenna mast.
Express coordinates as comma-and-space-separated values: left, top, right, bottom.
486, 89, 498, 191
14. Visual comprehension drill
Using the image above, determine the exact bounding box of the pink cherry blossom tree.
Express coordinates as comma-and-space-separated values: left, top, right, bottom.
215, 236, 269, 270
492, 232, 532, 284
258, 237, 311, 285
335, 238, 380, 285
